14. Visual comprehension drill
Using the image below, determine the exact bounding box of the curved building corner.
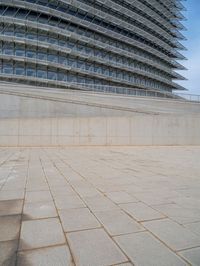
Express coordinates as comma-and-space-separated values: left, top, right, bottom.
0, 0, 186, 96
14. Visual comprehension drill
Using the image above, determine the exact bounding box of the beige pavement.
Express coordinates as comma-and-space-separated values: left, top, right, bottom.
0, 146, 200, 265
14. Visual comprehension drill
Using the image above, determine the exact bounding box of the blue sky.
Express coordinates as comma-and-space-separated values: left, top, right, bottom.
177, 0, 200, 94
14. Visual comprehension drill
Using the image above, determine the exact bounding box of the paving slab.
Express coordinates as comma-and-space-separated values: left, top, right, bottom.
84, 195, 119, 212
142, 218, 200, 251
105, 191, 138, 204
120, 202, 165, 221
94, 209, 145, 236
0, 200, 23, 216
73, 186, 101, 198
128, 190, 180, 206
26, 185, 49, 191
25, 191, 52, 203
59, 208, 101, 232
0, 240, 18, 266
0, 215, 21, 242
67, 228, 128, 266
153, 203, 200, 224
50, 186, 75, 197
185, 221, 200, 235
19, 218, 66, 250
179, 247, 200, 266
114, 231, 187, 266
2, 180, 26, 191
173, 197, 200, 209
23, 201, 57, 220
54, 195, 86, 210
0, 190, 24, 200
17, 245, 73, 266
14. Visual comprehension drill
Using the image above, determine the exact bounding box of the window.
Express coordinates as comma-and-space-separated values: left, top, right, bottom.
68, 59, 75, 67
3, 44, 13, 55
38, 35, 47, 42
26, 68, 35, 77
77, 60, 84, 69
48, 71, 57, 80
58, 72, 66, 81
59, 56, 66, 65
59, 40, 66, 46
3, 63, 13, 74
27, 33, 35, 40
15, 49, 25, 57
85, 46, 92, 55
15, 66, 25, 75
48, 54, 58, 63
15, 30, 25, 38
4, 26, 14, 36
37, 69, 47, 79
26, 50, 36, 58
66, 41, 74, 49
68, 74, 76, 82
49, 37, 57, 44
37, 52, 46, 61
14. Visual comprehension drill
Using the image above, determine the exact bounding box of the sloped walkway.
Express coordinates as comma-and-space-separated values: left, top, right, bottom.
0, 146, 200, 266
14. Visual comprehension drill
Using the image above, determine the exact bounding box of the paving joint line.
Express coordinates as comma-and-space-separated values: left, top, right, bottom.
15, 149, 29, 266
40, 151, 76, 266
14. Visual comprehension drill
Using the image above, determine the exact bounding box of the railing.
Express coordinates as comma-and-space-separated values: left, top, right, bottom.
174, 93, 200, 102
0, 81, 199, 103
80, 84, 178, 99
83, 85, 200, 103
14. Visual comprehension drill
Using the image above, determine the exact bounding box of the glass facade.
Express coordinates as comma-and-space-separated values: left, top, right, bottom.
0, 0, 186, 95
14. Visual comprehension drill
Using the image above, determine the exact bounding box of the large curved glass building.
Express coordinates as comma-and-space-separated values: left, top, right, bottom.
0, 0, 186, 95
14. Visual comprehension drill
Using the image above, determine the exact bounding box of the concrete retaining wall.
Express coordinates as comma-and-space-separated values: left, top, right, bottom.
0, 115, 199, 146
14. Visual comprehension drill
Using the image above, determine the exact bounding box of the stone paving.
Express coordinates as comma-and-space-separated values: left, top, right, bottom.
0, 146, 200, 266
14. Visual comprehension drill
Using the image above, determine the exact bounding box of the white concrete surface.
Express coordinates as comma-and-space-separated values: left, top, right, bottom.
0, 86, 200, 146
0, 115, 199, 146
1, 86, 200, 118
0, 146, 200, 265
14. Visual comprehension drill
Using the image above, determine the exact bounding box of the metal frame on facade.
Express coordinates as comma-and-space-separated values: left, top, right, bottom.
0, 0, 186, 95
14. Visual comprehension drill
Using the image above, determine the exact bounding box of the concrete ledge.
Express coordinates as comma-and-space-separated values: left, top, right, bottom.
0, 115, 199, 146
